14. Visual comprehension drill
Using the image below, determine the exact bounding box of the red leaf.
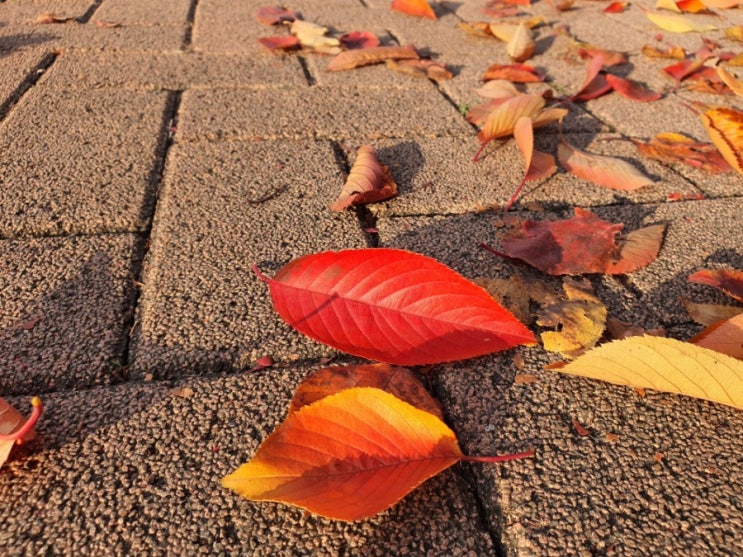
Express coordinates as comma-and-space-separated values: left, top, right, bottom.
498, 208, 664, 275
331, 145, 398, 211
339, 31, 380, 50
391, 0, 437, 19
1, 397, 42, 469
606, 74, 662, 102
567, 55, 612, 101
603, 2, 628, 13
258, 36, 300, 52
254, 6, 297, 26
663, 58, 705, 82
256, 248, 536, 365
688, 269, 743, 303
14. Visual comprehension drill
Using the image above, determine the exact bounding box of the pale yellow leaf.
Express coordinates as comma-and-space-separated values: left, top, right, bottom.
645, 11, 717, 33
656, 0, 682, 12
556, 336, 743, 409
717, 66, 743, 98
507, 23, 536, 63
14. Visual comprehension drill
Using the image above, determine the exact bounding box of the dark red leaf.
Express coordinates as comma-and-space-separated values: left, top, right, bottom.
254, 6, 297, 26
258, 36, 301, 52
256, 248, 536, 365
339, 31, 380, 50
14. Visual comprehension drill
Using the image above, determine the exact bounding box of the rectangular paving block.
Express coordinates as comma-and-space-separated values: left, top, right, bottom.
193, 0, 286, 53
42, 50, 307, 90
0, 233, 140, 396
0, 0, 94, 23
93, 0, 192, 26
0, 49, 50, 109
0, 87, 170, 238
0, 368, 497, 555
129, 139, 369, 379
177, 85, 473, 142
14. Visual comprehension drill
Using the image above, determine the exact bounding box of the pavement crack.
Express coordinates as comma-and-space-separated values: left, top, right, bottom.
298, 55, 317, 86
182, 0, 200, 50
76, 0, 104, 24
0, 51, 58, 123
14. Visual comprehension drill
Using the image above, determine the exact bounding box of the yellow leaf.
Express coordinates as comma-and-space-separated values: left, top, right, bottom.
556, 336, 743, 409
645, 11, 717, 33
717, 66, 743, 98
701, 107, 743, 175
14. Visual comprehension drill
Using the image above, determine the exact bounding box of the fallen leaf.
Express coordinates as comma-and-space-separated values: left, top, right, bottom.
95, 19, 122, 28
688, 269, 743, 303
512, 352, 526, 370
701, 0, 741, 7
473, 79, 521, 99
572, 420, 590, 436
223, 387, 532, 520
662, 58, 705, 82
14, 315, 41, 331
656, 0, 682, 12
258, 36, 301, 52
291, 20, 341, 54
654, 451, 665, 462
473, 275, 532, 324
488, 22, 519, 42
506, 116, 556, 209
327, 45, 419, 71
331, 145, 398, 211
255, 248, 536, 365
634, 132, 733, 173
289, 363, 443, 418
482, 63, 545, 82
576, 47, 628, 67
386, 58, 453, 81
676, 0, 713, 12
506, 22, 536, 62
339, 31, 380, 50
701, 107, 743, 174
605, 433, 620, 442
514, 373, 539, 384
1, 397, 42, 469
248, 355, 275, 372
558, 137, 655, 191
645, 11, 716, 33
476, 94, 545, 155
254, 6, 298, 25
391, 0, 437, 19
717, 66, 743, 97
498, 208, 663, 275
691, 313, 743, 360
467, 98, 513, 127
538, 277, 607, 358
36, 12, 71, 24
607, 317, 666, 339
606, 74, 663, 102
683, 299, 743, 325
170, 386, 195, 398
568, 54, 612, 101
555, 335, 743, 409
604, 2, 628, 12
641, 44, 686, 59
726, 25, 743, 42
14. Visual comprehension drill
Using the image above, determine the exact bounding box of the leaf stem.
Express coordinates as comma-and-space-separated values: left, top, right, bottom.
252, 265, 271, 283
478, 242, 512, 260
462, 448, 535, 463
0, 397, 42, 443
472, 141, 489, 163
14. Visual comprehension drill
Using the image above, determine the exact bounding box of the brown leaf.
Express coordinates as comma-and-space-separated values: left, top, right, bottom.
331, 145, 397, 211
641, 44, 686, 59
169, 387, 195, 398
683, 299, 743, 326
538, 277, 607, 359
386, 59, 452, 81
327, 45, 419, 71
36, 12, 71, 24
473, 275, 532, 324
572, 420, 590, 436
514, 373, 539, 384
607, 317, 666, 339
498, 208, 663, 275
606, 224, 666, 275
289, 363, 443, 419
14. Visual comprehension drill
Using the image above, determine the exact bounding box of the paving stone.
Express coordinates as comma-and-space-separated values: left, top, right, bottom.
0, 369, 496, 555
192, 0, 285, 53
0, 87, 170, 238
43, 50, 307, 90
129, 140, 368, 379
177, 85, 473, 142
0, 234, 139, 396
0, 49, 50, 108
0, 0, 94, 23
93, 0, 192, 26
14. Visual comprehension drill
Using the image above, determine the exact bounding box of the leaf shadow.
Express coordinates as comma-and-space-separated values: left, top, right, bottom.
0, 33, 58, 58
377, 141, 426, 197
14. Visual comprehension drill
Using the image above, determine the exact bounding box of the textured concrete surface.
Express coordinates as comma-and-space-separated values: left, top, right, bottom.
1, 0, 742, 555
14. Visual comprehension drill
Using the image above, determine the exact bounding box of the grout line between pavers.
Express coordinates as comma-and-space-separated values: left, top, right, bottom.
76, 0, 104, 24
182, 0, 200, 50
0, 52, 58, 123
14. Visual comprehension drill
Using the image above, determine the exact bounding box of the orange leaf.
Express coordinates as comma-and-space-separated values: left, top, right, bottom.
558, 137, 655, 191
326, 45, 419, 71
568, 55, 612, 101
604, 1, 628, 12
391, 0, 437, 19
634, 132, 733, 174
1, 397, 42, 469
476, 93, 545, 149
506, 116, 556, 209
257, 36, 301, 52
289, 363, 443, 418
688, 269, 743, 303
642, 44, 686, 59
254, 6, 298, 25
691, 313, 743, 360
331, 145, 398, 211
606, 74, 662, 102
716, 66, 743, 97
482, 63, 545, 83
606, 224, 666, 275
663, 58, 705, 82
386, 58, 453, 82
35, 12, 71, 24
701, 107, 743, 174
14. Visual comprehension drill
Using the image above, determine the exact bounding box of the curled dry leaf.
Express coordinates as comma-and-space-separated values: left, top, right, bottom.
506, 116, 556, 209
255, 248, 536, 365
289, 363, 443, 418
701, 107, 743, 175
254, 6, 298, 25
555, 336, 743, 409
634, 132, 733, 174
606, 74, 662, 102
717, 66, 743, 98
327, 45, 419, 71
473, 275, 532, 324
482, 63, 544, 83
568, 54, 612, 102
339, 31, 380, 50
391, 0, 437, 19
497, 208, 664, 275
507, 23, 536, 63
688, 269, 743, 303
683, 299, 742, 326
558, 137, 655, 191
258, 36, 301, 52
644, 11, 716, 33
642, 44, 686, 59
690, 313, 743, 360
331, 145, 397, 211
1, 397, 42, 469
387, 59, 453, 81
36, 12, 71, 24
223, 387, 532, 521
538, 278, 607, 359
